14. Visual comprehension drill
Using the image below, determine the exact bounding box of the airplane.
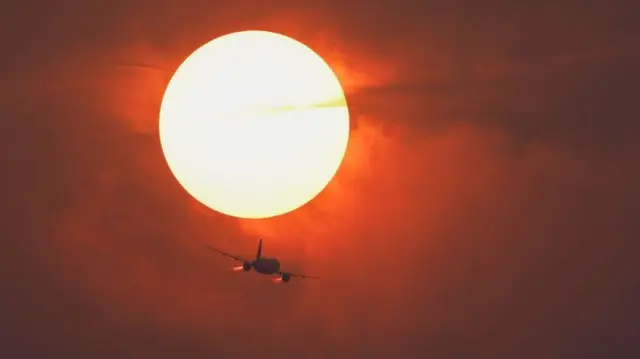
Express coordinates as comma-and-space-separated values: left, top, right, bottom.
204, 239, 319, 283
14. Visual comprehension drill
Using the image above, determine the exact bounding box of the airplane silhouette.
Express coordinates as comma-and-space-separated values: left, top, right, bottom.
205, 239, 319, 283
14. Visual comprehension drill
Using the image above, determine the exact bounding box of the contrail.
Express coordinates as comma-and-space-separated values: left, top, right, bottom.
111, 63, 167, 72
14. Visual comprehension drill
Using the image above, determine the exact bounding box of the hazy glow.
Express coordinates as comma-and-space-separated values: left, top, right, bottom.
159, 31, 350, 219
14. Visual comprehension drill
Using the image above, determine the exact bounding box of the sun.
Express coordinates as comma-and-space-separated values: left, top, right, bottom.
159, 31, 350, 219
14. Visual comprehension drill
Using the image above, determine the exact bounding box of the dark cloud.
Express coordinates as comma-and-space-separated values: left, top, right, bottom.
2, 0, 639, 358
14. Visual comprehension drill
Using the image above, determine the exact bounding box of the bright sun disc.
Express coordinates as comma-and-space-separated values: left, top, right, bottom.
159, 31, 350, 219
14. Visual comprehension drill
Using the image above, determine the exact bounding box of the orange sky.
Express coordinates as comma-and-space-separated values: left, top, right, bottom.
2, 1, 639, 358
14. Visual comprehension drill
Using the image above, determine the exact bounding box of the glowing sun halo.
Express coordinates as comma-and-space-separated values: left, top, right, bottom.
159, 31, 350, 219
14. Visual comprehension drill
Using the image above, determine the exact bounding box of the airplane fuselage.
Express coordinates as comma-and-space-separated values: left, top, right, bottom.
251, 257, 280, 275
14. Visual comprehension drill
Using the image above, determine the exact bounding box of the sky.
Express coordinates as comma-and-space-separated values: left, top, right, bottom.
1, 0, 639, 358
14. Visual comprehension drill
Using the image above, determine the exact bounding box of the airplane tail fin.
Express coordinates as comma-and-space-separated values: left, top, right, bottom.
256, 239, 262, 260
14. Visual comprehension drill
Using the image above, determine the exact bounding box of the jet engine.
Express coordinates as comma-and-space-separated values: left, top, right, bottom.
281, 273, 291, 283
242, 262, 252, 271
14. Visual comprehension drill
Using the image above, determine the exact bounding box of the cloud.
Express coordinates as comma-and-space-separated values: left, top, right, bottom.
1, 0, 638, 358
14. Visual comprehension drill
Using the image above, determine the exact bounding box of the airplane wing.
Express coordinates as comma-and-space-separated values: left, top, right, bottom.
278, 271, 320, 279
204, 245, 247, 262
